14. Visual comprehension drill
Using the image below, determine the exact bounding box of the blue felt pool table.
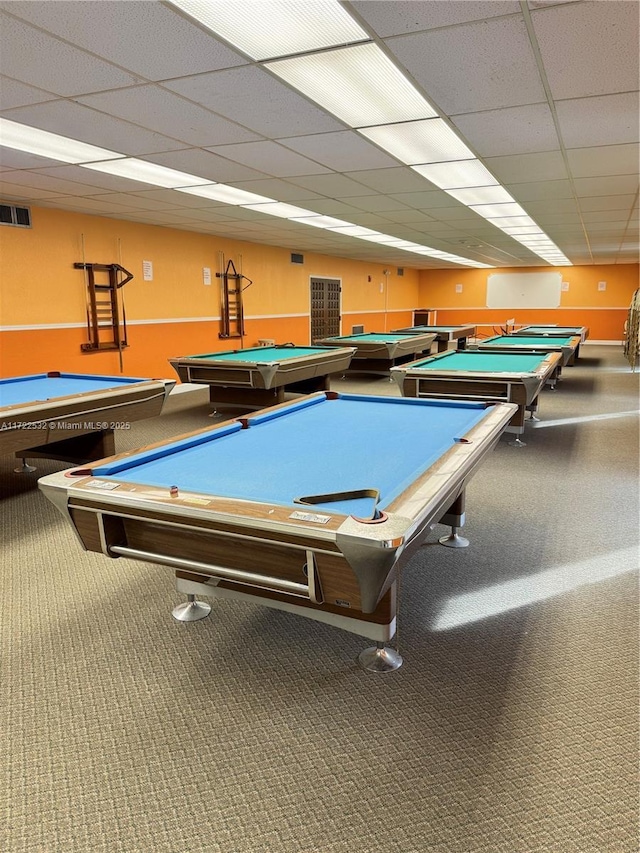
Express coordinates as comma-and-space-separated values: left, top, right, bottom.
39, 391, 516, 672
0, 372, 175, 469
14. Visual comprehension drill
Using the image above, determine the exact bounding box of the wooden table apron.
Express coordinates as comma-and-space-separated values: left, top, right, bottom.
0, 373, 174, 461
391, 350, 563, 433
38, 392, 517, 642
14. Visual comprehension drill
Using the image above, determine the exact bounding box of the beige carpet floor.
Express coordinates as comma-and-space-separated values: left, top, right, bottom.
1, 344, 638, 853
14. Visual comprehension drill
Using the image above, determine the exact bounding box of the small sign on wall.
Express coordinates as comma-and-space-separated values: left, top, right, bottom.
455, 283, 463, 293
142, 260, 153, 281
561, 281, 570, 292
598, 281, 607, 291
203, 267, 212, 285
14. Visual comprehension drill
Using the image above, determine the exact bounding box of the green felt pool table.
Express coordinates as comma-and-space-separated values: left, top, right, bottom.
391, 349, 563, 443
169, 344, 356, 410
512, 325, 589, 358
0, 372, 175, 469
471, 334, 582, 366
314, 331, 437, 374
38, 391, 516, 672
392, 324, 477, 352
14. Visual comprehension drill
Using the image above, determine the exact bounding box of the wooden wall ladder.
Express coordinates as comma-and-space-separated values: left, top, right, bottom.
217, 259, 247, 340
75, 262, 132, 357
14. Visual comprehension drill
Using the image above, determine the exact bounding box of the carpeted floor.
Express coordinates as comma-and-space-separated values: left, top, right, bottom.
1, 344, 638, 853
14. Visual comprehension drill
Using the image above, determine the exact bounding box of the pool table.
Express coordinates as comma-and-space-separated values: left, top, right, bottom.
470, 334, 582, 366
314, 331, 437, 375
391, 349, 563, 445
392, 325, 477, 352
169, 344, 356, 410
0, 372, 175, 470
38, 391, 516, 672
511, 325, 589, 358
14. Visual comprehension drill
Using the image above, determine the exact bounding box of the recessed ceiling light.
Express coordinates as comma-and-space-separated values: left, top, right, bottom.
168, 0, 368, 60
359, 118, 475, 165
0, 117, 123, 165
178, 185, 276, 204
83, 158, 211, 188
267, 43, 437, 127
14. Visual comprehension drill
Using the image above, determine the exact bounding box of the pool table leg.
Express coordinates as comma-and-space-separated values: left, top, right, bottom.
14, 458, 37, 473
172, 594, 212, 622
358, 641, 403, 673
438, 493, 470, 548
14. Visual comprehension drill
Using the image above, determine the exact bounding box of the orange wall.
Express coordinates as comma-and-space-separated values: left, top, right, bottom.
418, 265, 638, 340
0, 206, 420, 378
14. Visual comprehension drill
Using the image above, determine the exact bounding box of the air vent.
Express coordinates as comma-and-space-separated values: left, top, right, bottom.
397, 267, 404, 276
290, 252, 304, 265
351, 324, 365, 334
1, 202, 31, 228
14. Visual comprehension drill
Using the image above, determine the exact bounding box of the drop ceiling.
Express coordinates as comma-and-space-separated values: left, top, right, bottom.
0, 0, 638, 269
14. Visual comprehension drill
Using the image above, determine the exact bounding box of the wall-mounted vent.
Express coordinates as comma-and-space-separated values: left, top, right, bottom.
0, 202, 31, 228
351, 324, 365, 334
397, 267, 404, 276
291, 252, 304, 265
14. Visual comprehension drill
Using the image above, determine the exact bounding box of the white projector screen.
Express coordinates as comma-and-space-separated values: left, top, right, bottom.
486, 272, 562, 309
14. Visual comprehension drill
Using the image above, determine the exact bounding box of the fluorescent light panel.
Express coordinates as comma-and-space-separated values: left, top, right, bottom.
267, 43, 437, 127
359, 119, 475, 165
83, 158, 212, 188
411, 159, 499, 189
178, 185, 275, 205
291, 215, 352, 229
446, 186, 515, 206
0, 117, 123, 164
168, 0, 368, 60
243, 202, 317, 218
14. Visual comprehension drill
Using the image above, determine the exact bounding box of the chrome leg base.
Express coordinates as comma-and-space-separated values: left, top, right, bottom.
527, 412, 540, 421
14, 459, 36, 473
172, 595, 211, 622
358, 642, 403, 673
439, 528, 469, 548
508, 437, 527, 447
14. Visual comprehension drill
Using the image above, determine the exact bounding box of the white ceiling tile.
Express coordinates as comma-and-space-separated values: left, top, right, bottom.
556, 94, 640, 148
90, 193, 185, 212
278, 132, 398, 172
205, 142, 332, 178
284, 173, 373, 197
139, 149, 266, 183
334, 195, 411, 213
519, 198, 580, 215
351, 1, 520, 35
0, 1, 247, 80
2, 101, 188, 156
26, 164, 162, 193
452, 104, 559, 156
0, 13, 142, 96
387, 17, 544, 115
76, 86, 260, 147
391, 190, 460, 210
0, 76, 58, 110
0, 180, 60, 200
579, 195, 637, 212
378, 210, 437, 225
164, 67, 344, 138
566, 144, 640, 178
344, 167, 434, 194
0, 169, 107, 196
573, 176, 639, 197
0, 147, 62, 170
31, 195, 141, 213
532, 1, 640, 99
507, 179, 574, 202
482, 151, 567, 183
226, 179, 323, 203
